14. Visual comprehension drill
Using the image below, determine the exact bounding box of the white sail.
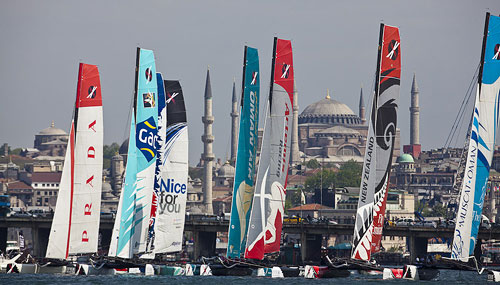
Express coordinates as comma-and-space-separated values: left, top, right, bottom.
153, 80, 188, 254
451, 13, 500, 261
46, 123, 74, 259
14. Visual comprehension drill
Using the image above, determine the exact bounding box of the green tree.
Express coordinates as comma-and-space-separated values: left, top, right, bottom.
10, 148, 22, 155
306, 159, 321, 169
304, 169, 336, 194
103, 143, 120, 170
335, 160, 362, 188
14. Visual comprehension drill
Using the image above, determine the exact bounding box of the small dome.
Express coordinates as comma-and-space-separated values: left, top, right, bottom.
119, 139, 129, 155
218, 161, 235, 178
301, 97, 355, 117
102, 182, 112, 192
38, 121, 67, 136
397, 153, 414, 163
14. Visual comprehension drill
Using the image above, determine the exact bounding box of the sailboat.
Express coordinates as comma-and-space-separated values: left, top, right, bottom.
351, 23, 401, 264
245, 37, 294, 261
202, 46, 260, 277
37, 63, 103, 275
227, 46, 260, 259
342, 23, 407, 280
143, 77, 189, 275
445, 12, 500, 278
104, 48, 158, 272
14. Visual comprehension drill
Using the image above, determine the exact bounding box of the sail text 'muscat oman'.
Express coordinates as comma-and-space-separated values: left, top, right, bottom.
248, 90, 257, 180
361, 136, 375, 204
452, 143, 476, 258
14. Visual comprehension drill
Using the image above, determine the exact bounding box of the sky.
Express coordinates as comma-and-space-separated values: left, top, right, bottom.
1, 0, 499, 165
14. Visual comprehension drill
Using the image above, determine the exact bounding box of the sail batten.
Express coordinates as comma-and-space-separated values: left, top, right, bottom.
227, 46, 260, 258
452, 13, 500, 261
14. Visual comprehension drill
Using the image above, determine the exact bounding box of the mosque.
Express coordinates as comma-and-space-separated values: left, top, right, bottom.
297, 88, 401, 164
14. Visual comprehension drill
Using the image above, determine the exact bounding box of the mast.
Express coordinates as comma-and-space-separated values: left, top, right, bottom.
227, 46, 260, 258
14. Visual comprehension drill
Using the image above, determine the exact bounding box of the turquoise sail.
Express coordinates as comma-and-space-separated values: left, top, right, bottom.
116, 48, 158, 258
227, 46, 260, 257
452, 13, 500, 260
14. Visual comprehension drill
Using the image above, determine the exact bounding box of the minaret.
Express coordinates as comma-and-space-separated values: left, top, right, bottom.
202, 68, 215, 214
359, 87, 366, 124
410, 73, 420, 145
403, 73, 422, 158
230, 80, 239, 164
290, 81, 301, 166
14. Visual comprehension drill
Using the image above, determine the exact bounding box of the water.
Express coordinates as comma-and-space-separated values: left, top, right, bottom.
0, 270, 489, 284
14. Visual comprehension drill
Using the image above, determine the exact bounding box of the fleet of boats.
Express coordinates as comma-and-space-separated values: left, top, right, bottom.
2, 12, 500, 282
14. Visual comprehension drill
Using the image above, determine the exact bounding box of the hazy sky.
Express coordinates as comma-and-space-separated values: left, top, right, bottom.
1, 0, 498, 165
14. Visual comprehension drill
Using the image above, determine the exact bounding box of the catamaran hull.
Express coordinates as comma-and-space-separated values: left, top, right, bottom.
37, 265, 68, 274
5, 263, 38, 274
209, 264, 253, 276
75, 263, 115, 275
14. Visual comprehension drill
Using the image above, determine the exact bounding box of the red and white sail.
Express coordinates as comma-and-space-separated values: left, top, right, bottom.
352, 24, 400, 260
245, 38, 294, 259
46, 63, 103, 259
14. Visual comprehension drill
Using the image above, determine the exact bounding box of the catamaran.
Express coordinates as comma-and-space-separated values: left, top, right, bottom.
37, 63, 103, 275
442, 12, 500, 279
351, 23, 401, 264
345, 23, 411, 280
97, 47, 159, 275
245, 37, 294, 261
227, 46, 260, 259
142, 76, 189, 275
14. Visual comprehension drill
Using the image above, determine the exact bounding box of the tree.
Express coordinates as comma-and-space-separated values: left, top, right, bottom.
304, 169, 336, 194
335, 160, 362, 188
103, 143, 120, 170
306, 159, 321, 169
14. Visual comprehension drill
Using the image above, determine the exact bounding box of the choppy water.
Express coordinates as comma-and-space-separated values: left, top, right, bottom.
0, 270, 491, 284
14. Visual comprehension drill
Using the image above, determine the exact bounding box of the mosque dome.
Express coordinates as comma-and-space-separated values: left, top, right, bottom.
397, 153, 414, 163
38, 121, 67, 136
299, 90, 361, 125
217, 161, 235, 178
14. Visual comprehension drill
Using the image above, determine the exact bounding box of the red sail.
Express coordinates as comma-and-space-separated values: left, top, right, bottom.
371, 25, 401, 254
263, 38, 294, 255
76, 63, 102, 108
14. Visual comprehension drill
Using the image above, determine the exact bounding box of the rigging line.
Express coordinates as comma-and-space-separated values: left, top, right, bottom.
444, 64, 480, 149
444, 65, 478, 148
450, 73, 477, 149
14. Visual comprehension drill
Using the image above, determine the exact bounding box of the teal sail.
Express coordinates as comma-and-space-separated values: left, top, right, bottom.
114, 48, 158, 258
227, 46, 260, 257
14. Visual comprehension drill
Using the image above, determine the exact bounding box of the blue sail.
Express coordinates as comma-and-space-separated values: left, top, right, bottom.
452, 14, 500, 260
227, 46, 260, 257
116, 48, 158, 258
